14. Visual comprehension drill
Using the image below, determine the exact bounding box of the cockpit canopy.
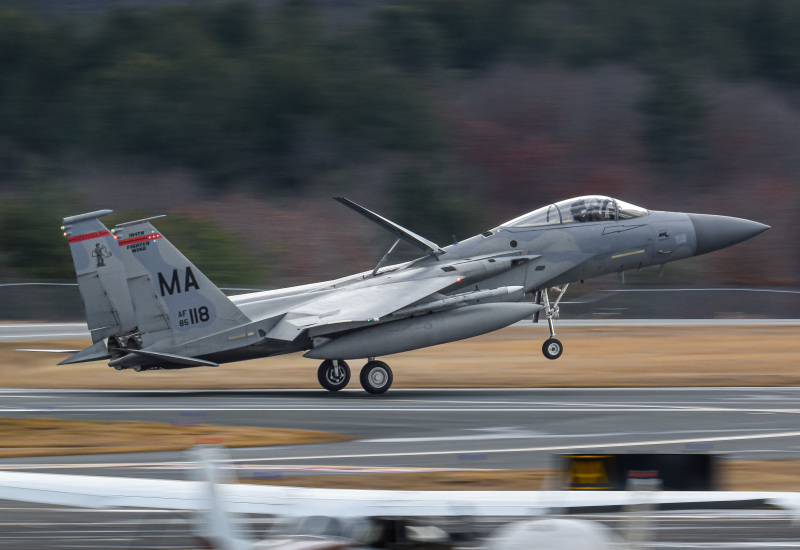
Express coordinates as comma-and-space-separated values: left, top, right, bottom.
501, 196, 648, 228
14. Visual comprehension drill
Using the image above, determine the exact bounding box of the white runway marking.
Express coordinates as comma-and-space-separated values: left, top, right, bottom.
650, 544, 800, 548
2, 319, 799, 341
364, 428, 545, 443
2, 428, 797, 471
362, 427, 786, 444
2, 387, 800, 393
4, 407, 800, 414
223, 428, 800, 463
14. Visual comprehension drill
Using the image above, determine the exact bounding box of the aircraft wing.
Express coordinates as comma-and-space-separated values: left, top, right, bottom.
266, 275, 461, 341
0, 470, 795, 517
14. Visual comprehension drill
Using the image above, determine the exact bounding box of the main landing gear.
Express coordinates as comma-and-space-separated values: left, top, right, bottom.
537, 284, 569, 360
317, 358, 393, 394
317, 359, 350, 391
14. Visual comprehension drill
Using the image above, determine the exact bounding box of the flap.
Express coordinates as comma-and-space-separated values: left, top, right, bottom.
267, 275, 461, 341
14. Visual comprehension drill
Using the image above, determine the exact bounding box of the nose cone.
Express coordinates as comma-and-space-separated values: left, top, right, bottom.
689, 213, 769, 256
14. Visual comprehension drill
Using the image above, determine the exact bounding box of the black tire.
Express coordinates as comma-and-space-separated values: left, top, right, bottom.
317, 359, 350, 391
360, 360, 393, 395
542, 338, 563, 360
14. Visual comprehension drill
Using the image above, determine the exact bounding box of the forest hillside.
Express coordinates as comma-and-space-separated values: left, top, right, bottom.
0, 0, 797, 292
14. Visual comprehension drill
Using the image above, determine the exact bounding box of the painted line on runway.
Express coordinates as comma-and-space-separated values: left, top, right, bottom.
3, 387, 800, 394
373, 398, 800, 412
362, 427, 790, 444
5, 428, 799, 471
6, 429, 781, 469
0, 386, 800, 396
5, 405, 800, 414
3, 407, 800, 414
221, 428, 800, 463
363, 433, 545, 443
648, 544, 800, 548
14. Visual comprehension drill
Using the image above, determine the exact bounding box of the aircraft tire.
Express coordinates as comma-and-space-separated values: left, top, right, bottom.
318, 359, 351, 391
360, 360, 393, 395
542, 338, 563, 360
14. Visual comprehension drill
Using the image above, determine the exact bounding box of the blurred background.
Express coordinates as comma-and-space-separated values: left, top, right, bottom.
0, 0, 798, 319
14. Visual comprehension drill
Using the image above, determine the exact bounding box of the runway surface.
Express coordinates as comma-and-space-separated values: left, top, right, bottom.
2, 501, 799, 549
4, 387, 800, 474
4, 387, 800, 548
5, 319, 799, 341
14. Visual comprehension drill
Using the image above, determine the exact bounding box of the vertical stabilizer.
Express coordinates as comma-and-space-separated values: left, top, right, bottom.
189, 446, 254, 550
62, 210, 136, 343
114, 218, 250, 348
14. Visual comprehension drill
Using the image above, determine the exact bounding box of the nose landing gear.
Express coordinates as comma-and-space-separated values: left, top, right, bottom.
538, 284, 569, 360
542, 338, 563, 360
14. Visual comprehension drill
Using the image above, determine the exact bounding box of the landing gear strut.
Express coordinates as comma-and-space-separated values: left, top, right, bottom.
317, 359, 351, 391
360, 359, 393, 395
538, 284, 569, 360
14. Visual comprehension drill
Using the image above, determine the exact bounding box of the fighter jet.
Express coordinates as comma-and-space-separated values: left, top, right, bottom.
57, 195, 767, 394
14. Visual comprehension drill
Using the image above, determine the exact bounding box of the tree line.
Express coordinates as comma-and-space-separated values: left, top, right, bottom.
2, 0, 800, 181
2, 0, 800, 282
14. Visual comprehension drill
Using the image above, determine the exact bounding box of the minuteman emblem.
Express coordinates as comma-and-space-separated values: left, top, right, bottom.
92, 242, 112, 267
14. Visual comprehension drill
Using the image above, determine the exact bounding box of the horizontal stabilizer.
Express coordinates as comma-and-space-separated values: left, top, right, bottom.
110, 349, 218, 368
58, 340, 111, 365
335, 197, 443, 254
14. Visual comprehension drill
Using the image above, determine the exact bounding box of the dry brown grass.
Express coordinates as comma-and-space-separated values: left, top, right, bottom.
719, 460, 800, 491
4, 325, 799, 388
246, 469, 554, 491
241, 460, 800, 492
0, 417, 351, 458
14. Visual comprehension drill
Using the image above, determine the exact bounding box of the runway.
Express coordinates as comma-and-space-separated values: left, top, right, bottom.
3, 387, 800, 474
3, 387, 800, 547
2, 503, 800, 549
4, 319, 799, 341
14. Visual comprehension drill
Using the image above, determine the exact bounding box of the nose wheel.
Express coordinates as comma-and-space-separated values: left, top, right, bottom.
537, 284, 569, 360
360, 360, 393, 394
542, 338, 563, 360
318, 359, 351, 391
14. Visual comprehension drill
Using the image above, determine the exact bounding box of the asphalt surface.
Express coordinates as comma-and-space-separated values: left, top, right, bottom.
4, 387, 800, 475
3, 387, 800, 548
2, 500, 800, 549
4, 333, 800, 550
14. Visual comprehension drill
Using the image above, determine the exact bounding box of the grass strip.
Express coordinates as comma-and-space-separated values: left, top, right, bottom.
245, 460, 800, 492
0, 417, 351, 458
4, 325, 800, 389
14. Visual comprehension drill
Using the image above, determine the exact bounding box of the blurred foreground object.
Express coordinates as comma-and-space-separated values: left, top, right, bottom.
1, 446, 799, 549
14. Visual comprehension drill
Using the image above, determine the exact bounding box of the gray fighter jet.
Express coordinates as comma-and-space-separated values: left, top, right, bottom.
59, 195, 767, 394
